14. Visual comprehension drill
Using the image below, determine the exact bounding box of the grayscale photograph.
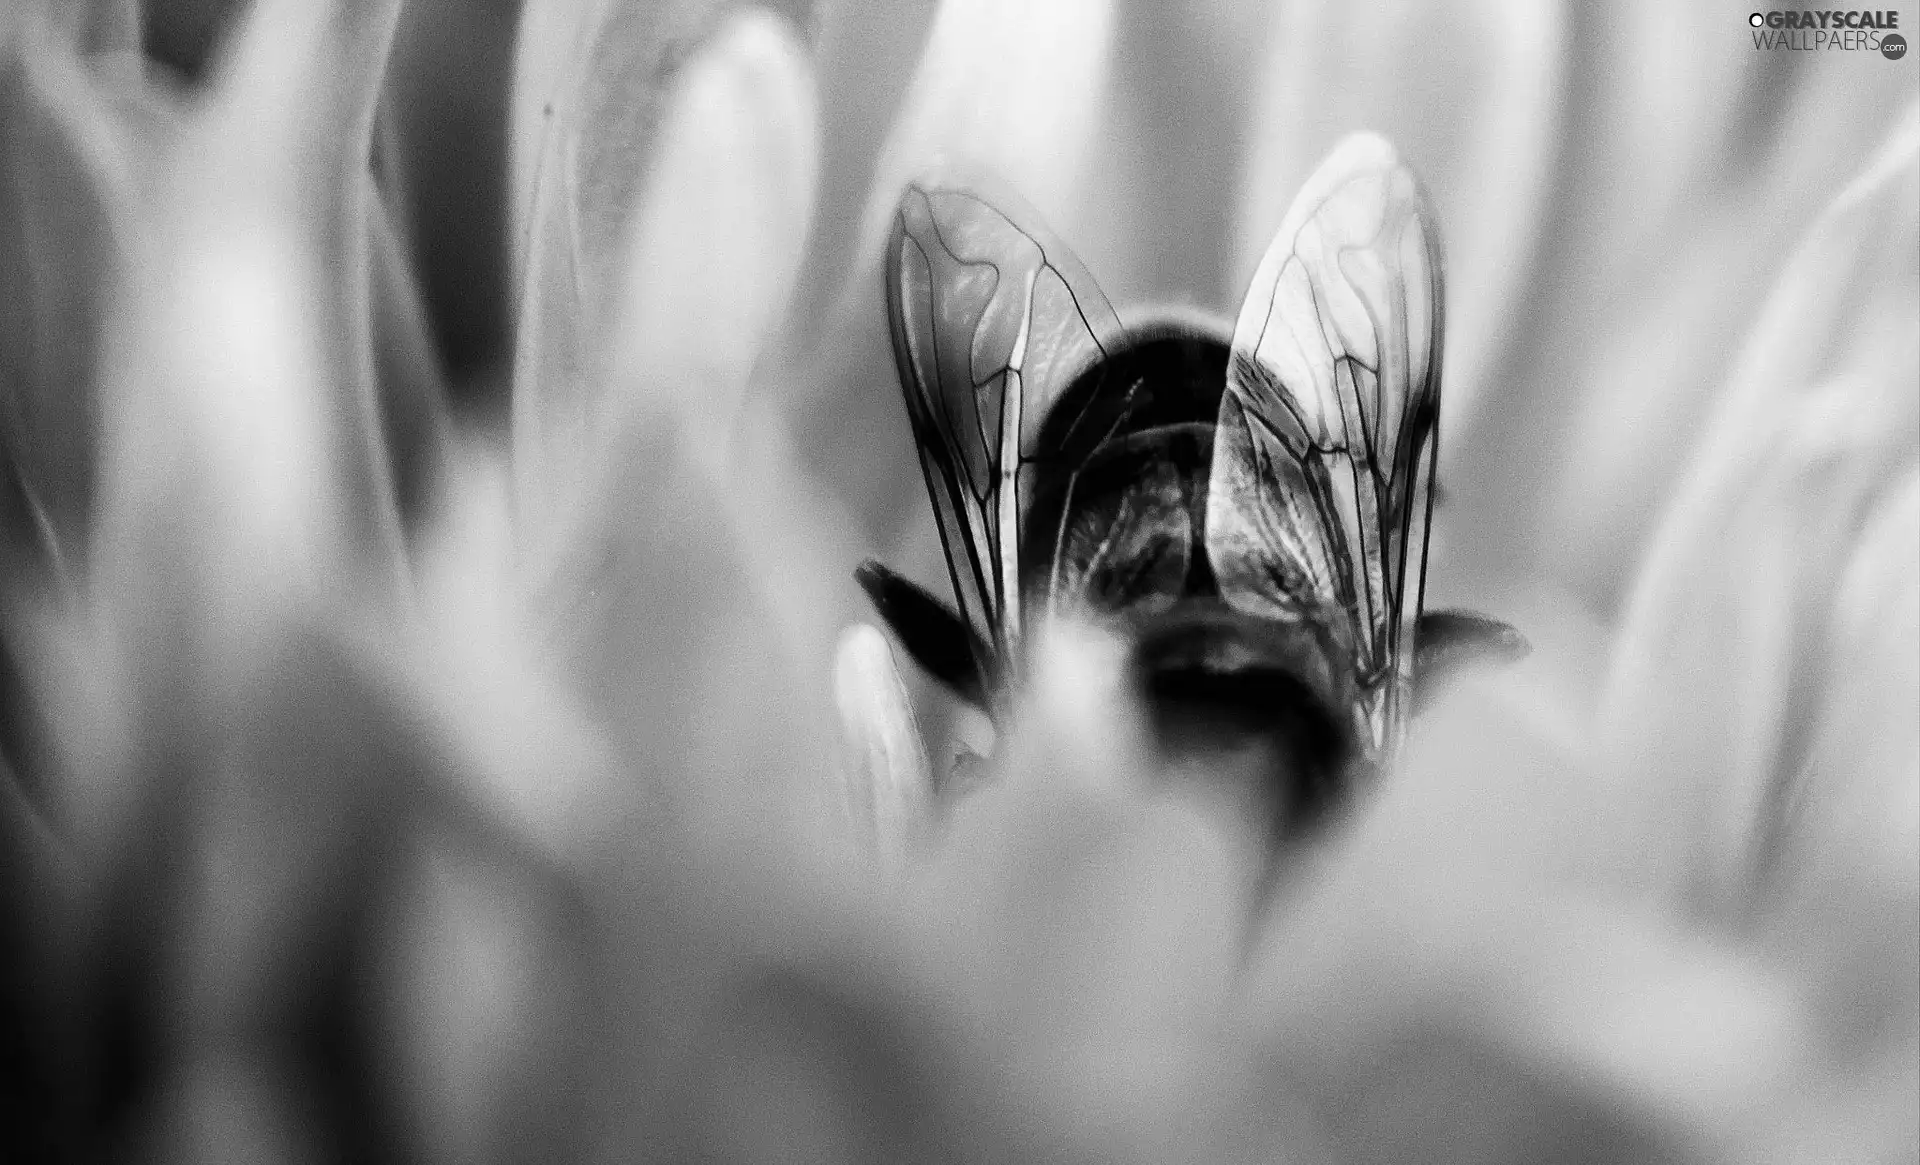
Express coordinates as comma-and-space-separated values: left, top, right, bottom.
1, 0, 1915, 1161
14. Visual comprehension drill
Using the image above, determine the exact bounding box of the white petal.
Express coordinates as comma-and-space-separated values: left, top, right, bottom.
95, 0, 406, 620
506, 0, 601, 285
1600, 106, 1920, 918
1061, 1, 1271, 311
1483, 17, 1915, 610
515, 14, 843, 852
999, 618, 1147, 797
380, 835, 592, 1163
905, 625, 1245, 1141
513, 9, 818, 567
833, 622, 932, 869
769, 0, 1118, 558
605, 11, 818, 440
786, 0, 940, 336
852, 0, 1116, 281
0, 20, 138, 580
507, 0, 815, 293
1232, 0, 1565, 446
1784, 466, 1920, 908
1360, 671, 1642, 894
1759, 466, 1919, 1065
72, 0, 406, 850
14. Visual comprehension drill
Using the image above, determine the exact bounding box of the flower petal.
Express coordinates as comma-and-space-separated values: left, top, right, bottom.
519, 12, 842, 851
0, 17, 137, 583
833, 622, 932, 870
1776, 465, 1919, 906
1247, 681, 1812, 1158
366, 180, 452, 529
1066, 0, 1271, 310
505, 0, 597, 282
377, 830, 595, 1164
1471, 13, 1917, 610
907, 624, 1252, 1152
41, 0, 139, 58
776, 0, 1118, 555
852, 0, 1115, 279
81, 0, 408, 843
602, 11, 818, 439
79, 608, 608, 1161
1756, 465, 1919, 1083
512, 7, 818, 559
376, 0, 519, 389
506, 0, 820, 294
127, 1053, 325, 1164
1231, 0, 1565, 448
142, 0, 246, 78
786, 0, 939, 336
1599, 104, 1920, 918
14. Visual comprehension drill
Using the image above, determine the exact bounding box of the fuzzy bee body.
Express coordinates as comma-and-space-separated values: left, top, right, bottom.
859, 135, 1524, 838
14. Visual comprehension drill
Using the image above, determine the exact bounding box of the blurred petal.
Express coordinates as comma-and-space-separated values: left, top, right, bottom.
367, 181, 452, 528
1465, 12, 1917, 611
1757, 466, 1919, 1097
377, 0, 517, 391
833, 623, 932, 869
1251, 916, 1803, 1165
505, 0, 594, 281
1067, 0, 1271, 311
775, 0, 1118, 554
1231, 0, 1565, 448
142, 0, 249, 79
1358, 673, 1651, 895
788, 0, 939, 335
993, 619, 1146, 797
521, 11, 840, 851
130, 1053, 327, 1165
506, 0, 820, 307
42, 0, 140, 58
0, 16, 138, 581
85, 44, 192, 197
408, 444, 626, 868
84, 0, 407, 842
1599, 104, 1920, 918
603, 11, 817, 444
0, 744, 77, 1160
852, 0, 1115, 277
87, 630, 412, 1160
1774, 466, 1920, 922
85, 607, 604, 1161
909, 624, 1254, 1158
378, 830, 595, 1165
1248, 680, 1814, 1160
512, 6, 817, 557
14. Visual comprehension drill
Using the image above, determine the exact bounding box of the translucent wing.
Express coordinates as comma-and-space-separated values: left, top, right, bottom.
1205, 133, 1444, 755
885, 179, 1125, 672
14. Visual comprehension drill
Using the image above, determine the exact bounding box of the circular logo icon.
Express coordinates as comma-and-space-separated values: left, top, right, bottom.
1749, 12, 1764, 27
1884, 33, 1908, 60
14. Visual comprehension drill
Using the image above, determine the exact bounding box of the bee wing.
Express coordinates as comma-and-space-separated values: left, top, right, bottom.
886, 179, 1125, 667
1205, 134, 1444, 752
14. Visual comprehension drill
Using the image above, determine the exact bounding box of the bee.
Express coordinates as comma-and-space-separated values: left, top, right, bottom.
857, 134, 1526, 840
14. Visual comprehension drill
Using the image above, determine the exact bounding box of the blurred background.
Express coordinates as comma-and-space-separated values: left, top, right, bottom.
0, 0, 1914, 1161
